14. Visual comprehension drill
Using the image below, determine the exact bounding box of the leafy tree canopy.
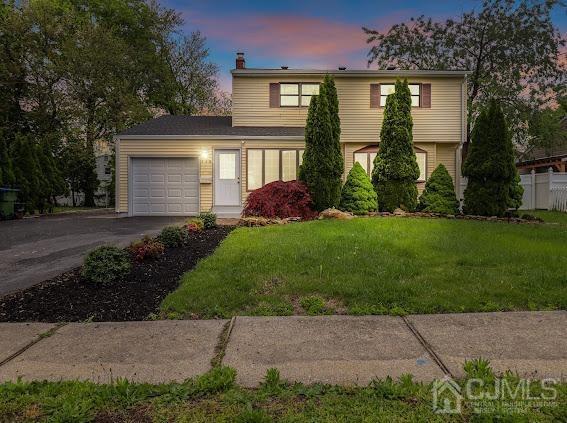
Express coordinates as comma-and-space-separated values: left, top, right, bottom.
364, 0, 566, 148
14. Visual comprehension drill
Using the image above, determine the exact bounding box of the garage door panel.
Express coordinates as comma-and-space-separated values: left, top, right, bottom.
131, 157, 199, 216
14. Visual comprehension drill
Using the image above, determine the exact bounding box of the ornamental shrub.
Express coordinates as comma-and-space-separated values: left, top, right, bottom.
417, 164, 459, 214
82, 245, 131, 283
508, 170, 524, 210
339, 162, 377, 214
199, 211, 217, 229
158, 225, 187, 247
299, 75, 344, 211
463, 100, 517, 216
371, 79, 420, 212
243, 180, 318, 219
128, 236, 165, 262
186, 218, 204, 232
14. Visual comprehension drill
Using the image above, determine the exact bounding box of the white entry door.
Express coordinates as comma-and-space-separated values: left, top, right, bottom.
214, 150, 240, 206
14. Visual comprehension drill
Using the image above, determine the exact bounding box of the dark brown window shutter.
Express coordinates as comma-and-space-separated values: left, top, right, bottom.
269, 83, 280, 108
370, 84, 380, 108
421, 83, 431, 108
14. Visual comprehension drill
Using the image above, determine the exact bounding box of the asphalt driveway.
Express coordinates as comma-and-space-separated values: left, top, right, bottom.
0, 212, 186, 296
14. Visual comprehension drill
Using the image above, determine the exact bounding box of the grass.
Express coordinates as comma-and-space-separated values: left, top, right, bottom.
1, 362, 565, 422
161, 217, 567, 318
525, 210, 567, 226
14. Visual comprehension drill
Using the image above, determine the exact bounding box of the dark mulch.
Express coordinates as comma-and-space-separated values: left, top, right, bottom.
0, 226, 232, 322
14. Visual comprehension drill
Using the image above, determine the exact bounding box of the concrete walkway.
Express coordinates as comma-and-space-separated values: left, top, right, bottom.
0, 311, 565, 386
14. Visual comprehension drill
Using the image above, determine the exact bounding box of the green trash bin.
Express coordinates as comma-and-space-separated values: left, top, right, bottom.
0, 188, 20, 219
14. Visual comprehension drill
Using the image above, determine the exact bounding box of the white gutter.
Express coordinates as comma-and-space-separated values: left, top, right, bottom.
231, 69, 472, 77
116, 134, 304, 140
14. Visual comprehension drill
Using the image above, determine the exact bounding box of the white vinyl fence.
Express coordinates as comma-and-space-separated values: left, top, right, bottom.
520, 169, 567, 211
458, 168, 567, 212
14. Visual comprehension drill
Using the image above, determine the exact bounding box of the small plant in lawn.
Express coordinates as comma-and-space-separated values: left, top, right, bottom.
261, 368, 284, 394
82, 245, 131, 283
158, 225, 187, 247
417, 163, 459, 214
300, 295, 333, 315
128, 235, 165, 262
339, 161, 377, 215
194, 366, 236, 395
199, 211, 217, 229
243, 180, 318, 219
185, 218, 204, 232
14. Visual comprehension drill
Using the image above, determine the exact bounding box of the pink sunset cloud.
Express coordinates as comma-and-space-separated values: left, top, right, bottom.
184, 11, 412, 69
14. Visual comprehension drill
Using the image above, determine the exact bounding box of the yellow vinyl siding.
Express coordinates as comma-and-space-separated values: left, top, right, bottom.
232, 76, 464, 145
116, 139, 241, 213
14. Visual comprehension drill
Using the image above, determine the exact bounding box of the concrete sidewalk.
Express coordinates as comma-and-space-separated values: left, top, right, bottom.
0, 311, 565, 386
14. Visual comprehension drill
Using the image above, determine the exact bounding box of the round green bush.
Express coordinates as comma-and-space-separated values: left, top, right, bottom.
418, 163, 459, 214
339, 162, 377, 214
82, 245, 131, 283
158, 225, 187, 247
199, 211, 217, 229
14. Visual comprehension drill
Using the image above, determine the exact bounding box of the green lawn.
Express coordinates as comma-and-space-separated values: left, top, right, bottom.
1, 365, 565, 422
526, 210, 567, 225
161, 217, 567, 318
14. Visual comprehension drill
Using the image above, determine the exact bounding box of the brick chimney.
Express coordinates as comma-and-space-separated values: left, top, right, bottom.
236, 52, 245, 69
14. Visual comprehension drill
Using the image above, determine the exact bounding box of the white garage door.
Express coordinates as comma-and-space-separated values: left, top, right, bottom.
131, 158, 199, 216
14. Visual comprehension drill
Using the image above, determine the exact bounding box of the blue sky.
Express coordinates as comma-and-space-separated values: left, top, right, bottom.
163, 0, 567, 91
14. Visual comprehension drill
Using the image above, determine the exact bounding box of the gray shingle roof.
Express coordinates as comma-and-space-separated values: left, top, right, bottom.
118, 115, 304, 137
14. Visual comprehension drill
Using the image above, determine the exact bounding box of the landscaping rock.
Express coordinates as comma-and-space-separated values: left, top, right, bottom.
318, 208, 354, 220
392, 208, 407, 216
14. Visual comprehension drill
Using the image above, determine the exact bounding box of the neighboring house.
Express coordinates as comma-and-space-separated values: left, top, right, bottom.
517, 117, 567, 174
115, 53, 469, 217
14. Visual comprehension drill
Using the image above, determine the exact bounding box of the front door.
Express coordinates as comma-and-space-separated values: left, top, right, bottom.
214, 149, 240, 206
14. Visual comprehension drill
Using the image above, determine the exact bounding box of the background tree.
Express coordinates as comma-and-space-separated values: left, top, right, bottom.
372, 79, 420, 211
364, 0, 566, 149
463, 100, 517, 216
526, 97, 566, 155
417, 164, 459, 214
163, 32, 224, 115
299, 76, 343, 210
11, 134, 41, 212
0, 133, 15, 187
339, 162, 377, 214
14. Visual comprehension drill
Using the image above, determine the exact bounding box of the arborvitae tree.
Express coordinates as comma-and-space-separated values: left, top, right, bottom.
463, 100, 516, 216
35, 139, 66, 212
11, 134, 41, 212
418, 164, 459, 214
299, 76, 343, 211
372, 79, 419, 212
0, 133, 15, 187
339, 162, 377, 214
508, 169, 524, 211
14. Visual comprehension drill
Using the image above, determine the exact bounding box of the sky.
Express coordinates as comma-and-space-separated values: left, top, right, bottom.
163, 0, 567, 91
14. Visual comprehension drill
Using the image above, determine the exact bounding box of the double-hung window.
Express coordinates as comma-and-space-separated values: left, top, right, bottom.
380, 84, 421, 107
247, 149, 305, 190
354, 146, 427, 181
280, 83, 320, 107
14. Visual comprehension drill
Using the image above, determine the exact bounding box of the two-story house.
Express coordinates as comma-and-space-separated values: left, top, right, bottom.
115, 53, 468, 217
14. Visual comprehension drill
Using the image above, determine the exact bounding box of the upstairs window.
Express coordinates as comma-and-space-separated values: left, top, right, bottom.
279, 83, 320, 107
380, 83, 421, 107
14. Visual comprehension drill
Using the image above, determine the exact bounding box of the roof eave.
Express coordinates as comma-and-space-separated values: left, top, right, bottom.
231, 69, 472, 77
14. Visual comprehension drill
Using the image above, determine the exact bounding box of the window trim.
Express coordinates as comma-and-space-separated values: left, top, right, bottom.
246, 148, 304, 191
378, 83, 422, 108
353, 145, 428, 181
279, 82, 320, 108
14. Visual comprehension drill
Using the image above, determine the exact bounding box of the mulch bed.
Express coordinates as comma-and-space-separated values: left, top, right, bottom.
0, 226, 232, 323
